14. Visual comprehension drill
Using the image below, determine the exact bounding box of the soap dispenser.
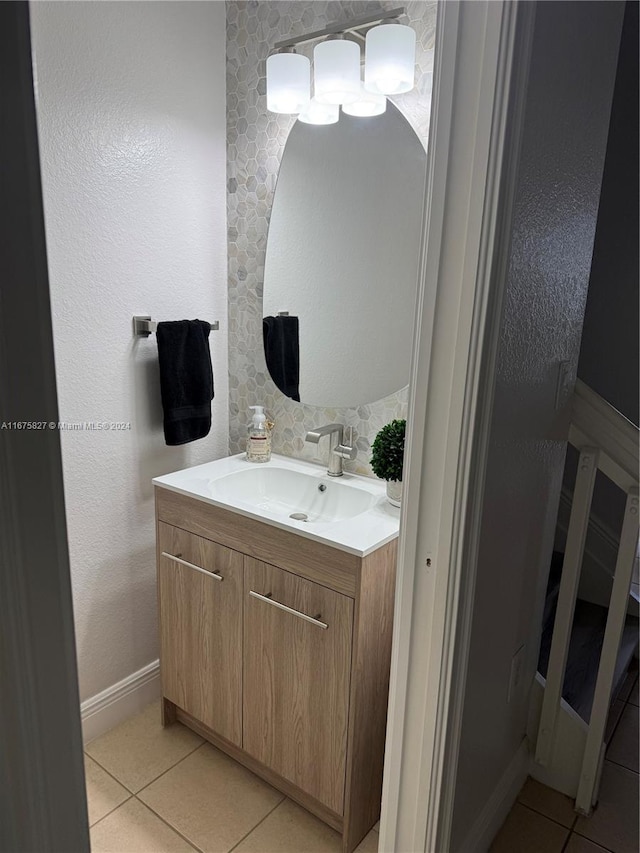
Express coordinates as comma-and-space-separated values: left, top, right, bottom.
246, 406, 271, 463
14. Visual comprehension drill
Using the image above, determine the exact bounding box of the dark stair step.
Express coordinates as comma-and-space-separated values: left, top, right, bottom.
538, 593, 639, 722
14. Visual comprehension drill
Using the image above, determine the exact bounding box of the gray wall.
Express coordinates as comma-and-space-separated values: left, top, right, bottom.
451, 3, 624, 848
578, 0, 639, 427
561, 1, 638, 571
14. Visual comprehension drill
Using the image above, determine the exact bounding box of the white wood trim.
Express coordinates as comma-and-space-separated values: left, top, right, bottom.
535, 448, 599, 766
528, 673, 588, 799
457, 738, 530, 853
433, 3, 537, 849
570, 379, 639, 492
379, 1, 458, 843
556, 485, 639, 614
379, 2, 530, 851
576, 488, 640, 814
81, 660, 161, 744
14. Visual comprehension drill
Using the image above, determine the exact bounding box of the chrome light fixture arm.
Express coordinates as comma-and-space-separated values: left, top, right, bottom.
272, 8, 406, 53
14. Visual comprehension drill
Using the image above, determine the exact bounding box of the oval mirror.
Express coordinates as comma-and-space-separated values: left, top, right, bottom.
263, 102, 427, 409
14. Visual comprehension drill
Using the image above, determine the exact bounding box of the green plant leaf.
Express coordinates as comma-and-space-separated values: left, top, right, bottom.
370, 419, 406, 482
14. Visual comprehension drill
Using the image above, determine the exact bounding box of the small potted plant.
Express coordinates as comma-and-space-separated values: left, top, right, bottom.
370, 419, 406, 506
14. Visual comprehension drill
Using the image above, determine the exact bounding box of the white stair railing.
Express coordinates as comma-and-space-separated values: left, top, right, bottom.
534, 379, 639, 815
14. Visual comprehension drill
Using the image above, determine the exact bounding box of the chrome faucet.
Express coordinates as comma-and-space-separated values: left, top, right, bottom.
304, 423, 357, 477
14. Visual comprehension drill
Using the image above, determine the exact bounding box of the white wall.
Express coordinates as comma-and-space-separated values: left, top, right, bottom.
450, 2, 624, 848
30, 1, 228, 705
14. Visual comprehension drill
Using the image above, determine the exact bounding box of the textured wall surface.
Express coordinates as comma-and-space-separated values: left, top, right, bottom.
578, 0, 638, 426
226, 0, 436, 475
450, 3, 624, 848
565, 0, 639, 565
31, 1, 228, 702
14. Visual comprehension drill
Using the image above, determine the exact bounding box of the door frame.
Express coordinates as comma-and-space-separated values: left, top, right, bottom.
0, 3, 89, 851
0, 0, 536, 850
380, 2, 536, 851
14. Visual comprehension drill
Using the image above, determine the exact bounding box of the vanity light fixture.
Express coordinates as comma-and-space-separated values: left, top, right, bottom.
342, 86, 387, 117
266, 50, 311, 115
298, 98, 340, 125
313, 38, 361, 105
364, 23, 416, 95
265, 7, 414, 118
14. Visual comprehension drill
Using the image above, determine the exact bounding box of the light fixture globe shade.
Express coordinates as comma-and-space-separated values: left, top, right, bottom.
364, 23, 416, 95
342, 87, 387, 117
298, 98, 340, 125
313, 39, 361, 105
266, 52, 311, 114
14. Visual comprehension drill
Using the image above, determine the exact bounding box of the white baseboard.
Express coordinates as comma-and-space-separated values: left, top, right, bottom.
80, 659, 161, 745
458, 737, 530, 853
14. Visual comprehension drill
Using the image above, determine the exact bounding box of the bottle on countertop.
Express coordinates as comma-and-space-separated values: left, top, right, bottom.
246, 405, 272, 463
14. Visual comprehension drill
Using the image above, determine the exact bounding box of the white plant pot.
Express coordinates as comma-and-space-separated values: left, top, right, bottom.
386, 480, 402, 507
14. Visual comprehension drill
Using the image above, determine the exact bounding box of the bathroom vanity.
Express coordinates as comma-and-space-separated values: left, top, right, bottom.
154, 454, 399, 853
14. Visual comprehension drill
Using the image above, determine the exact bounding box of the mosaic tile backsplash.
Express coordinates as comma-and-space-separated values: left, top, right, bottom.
227, 0, 436, 476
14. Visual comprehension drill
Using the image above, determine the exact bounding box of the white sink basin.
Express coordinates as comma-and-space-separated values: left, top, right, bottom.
153, 454, 399, 556
208, 466, 376, 523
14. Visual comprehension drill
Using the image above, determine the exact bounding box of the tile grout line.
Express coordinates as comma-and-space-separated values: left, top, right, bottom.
87, 793, 134, 832
570, 826, 617, 852
620, 672, 638, 705
84, 752, 141, 795
602, 755, 640, 775
132, 796, 205, 853
84, 710, 206, 793
226, 795, 288, 853
127, 738, 285, 853
127, 739, 208, 797
623, 678, 639, 709
559, 830, 572, 853
606, 713, 624, 747
605, 698, 629, 750
558, 814, 578, 851
517, 801, 578, 833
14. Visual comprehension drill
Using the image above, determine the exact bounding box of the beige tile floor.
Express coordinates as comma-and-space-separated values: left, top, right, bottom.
85, 701, 380, 853
85, 672, 638, 853
491, 670, 640, 853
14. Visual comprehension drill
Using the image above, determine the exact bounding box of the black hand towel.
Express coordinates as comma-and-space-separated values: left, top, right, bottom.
156, 319, 214, 446
263, 315, 300, 402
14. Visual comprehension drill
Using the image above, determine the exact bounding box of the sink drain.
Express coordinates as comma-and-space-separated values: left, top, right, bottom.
289, 512, 308, 522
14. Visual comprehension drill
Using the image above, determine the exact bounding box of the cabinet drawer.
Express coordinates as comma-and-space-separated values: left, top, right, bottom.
158, 523, 242, 746
155, 487, 359, 597
243, 557, 353, 815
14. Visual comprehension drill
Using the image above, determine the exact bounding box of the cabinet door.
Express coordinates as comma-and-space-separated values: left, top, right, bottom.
243, 557, 353, 815
158, 522, 242, 746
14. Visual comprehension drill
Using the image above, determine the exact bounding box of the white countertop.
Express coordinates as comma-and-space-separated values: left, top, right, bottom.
153, 453, 400, 557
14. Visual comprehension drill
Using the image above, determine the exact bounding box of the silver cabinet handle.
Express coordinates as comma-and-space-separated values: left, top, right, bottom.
161, 551, 223, 581
249, 590, 328, 629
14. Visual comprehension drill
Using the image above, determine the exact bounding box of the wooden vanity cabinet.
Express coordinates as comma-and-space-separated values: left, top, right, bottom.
243, 557, 353, 816
155, 486, 397, 853
157, 522, 243, 746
